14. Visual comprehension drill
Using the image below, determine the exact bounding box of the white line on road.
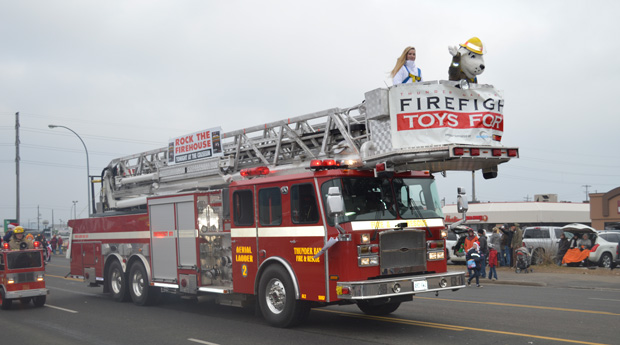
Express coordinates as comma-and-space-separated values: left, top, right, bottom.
188, 338, 220, 345
45, 304, 79, 313
589, 297, 620, 302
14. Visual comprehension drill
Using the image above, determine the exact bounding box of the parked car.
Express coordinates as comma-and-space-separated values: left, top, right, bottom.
561, 224, 620, 268
612, 243, 619, 269
522, 226, 571, 265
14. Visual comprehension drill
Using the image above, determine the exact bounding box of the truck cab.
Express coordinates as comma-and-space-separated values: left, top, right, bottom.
0, 243, 49, 310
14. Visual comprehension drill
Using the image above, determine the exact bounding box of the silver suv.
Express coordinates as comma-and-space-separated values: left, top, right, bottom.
522, 226, 572, 264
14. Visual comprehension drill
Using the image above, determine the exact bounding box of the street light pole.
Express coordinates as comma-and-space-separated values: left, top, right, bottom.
72, 200, 78, 219
49, 124, 91, 216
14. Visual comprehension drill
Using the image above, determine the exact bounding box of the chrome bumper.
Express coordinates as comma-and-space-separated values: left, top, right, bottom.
6, 288, 49, 299
337, 271, 465, 300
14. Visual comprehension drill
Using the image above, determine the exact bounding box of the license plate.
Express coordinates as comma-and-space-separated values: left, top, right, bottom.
413, 280, 428, 291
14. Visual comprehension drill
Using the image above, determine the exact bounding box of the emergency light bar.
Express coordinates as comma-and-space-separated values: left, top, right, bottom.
240, 166, 270, 177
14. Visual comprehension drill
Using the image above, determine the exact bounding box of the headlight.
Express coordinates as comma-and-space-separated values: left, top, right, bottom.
427, 251, 445, 261
360, 233, 370, 244
358, 256, 379, 267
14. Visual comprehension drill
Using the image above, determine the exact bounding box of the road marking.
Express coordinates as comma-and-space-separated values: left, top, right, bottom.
188, 338, 220, 345
318, 309, 609, 345
589, 297, 620, 302
46, 274, 83, 282
45, 304, 78, 313
416, 296, 620, 316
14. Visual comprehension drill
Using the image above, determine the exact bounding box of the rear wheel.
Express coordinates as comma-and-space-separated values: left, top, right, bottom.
258, 264, 309, 328
0, 289, 12, 310
128, 261, 160, 306
598, 253, 612, 268
357, 300, 401, 316
108, 260, 129, 302
33, 295, 46, 307
531, 248, 544, 265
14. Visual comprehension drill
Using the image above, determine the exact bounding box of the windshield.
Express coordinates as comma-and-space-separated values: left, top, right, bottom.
393, 177, 443, 219
321, 177, 397, 223
320, 176, 443, 224
7, 251, 43, 269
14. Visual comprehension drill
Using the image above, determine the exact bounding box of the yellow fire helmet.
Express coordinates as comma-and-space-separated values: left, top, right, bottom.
13, 226, 25, 234
460, 37, 484, 55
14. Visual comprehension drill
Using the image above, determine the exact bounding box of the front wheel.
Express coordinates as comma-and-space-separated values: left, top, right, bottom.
258, 265, 309, 328
128, 262, 160, 306
33, 295, 46, 307
357, 300, 401, 316
108, 260, 129, 302
599, 253, 613, 268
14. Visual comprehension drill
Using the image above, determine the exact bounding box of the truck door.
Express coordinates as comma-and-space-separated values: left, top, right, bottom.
257, 182, 327, 302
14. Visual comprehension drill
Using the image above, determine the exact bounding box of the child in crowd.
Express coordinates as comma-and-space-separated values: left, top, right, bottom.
488, 244, 499, 281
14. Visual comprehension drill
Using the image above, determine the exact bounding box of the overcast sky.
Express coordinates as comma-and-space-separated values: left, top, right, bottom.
1, 1, 619, 229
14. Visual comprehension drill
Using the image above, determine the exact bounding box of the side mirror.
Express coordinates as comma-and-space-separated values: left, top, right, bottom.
326, 187, 345, 218
457, 188, 468, 213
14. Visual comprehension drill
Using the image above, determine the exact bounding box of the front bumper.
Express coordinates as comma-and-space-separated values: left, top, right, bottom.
337, 271, 465, 300
5, 288, 49, 299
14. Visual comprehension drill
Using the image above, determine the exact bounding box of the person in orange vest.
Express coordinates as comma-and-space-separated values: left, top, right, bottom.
463, 228, 479, 252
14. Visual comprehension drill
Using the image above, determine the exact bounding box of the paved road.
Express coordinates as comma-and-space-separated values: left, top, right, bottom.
1, 255, 618, 345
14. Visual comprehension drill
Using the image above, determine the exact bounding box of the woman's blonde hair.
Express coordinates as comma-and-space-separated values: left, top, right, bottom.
390, 46, 415, 77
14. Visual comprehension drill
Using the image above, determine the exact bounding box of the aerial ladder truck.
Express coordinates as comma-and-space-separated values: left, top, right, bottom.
68, 81, 518, 327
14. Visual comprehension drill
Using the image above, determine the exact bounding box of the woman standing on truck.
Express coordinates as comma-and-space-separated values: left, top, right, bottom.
391, 46, 423, 85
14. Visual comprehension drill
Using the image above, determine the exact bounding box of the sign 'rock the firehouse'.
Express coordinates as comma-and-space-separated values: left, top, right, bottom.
168, 127, 224, 165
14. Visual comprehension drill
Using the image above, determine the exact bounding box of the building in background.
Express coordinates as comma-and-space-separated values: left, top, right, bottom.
590, 187, 620, 230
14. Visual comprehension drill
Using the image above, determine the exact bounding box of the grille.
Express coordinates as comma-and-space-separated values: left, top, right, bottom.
379, 229, 426, 275
15, 272, 36, 283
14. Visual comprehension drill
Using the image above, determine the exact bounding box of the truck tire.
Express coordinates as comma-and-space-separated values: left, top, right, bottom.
108, 260, 129, 302
531, 248, 544, 265
128, 261, 160, 306
258, 264, 309, 328
0, 289, 12, 310
33, 295, 46, 307
598, 253, 612, 268
357, 300, 401, 315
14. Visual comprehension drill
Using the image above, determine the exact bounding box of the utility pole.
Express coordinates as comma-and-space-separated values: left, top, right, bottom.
582, 185, 591, 202
15, 112, 20, 223
471, 171, 478, 203
37, 205, 41, 231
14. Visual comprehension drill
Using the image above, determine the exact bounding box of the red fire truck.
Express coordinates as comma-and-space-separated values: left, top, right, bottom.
68, 81, 518, 327
1, 242, 49, 310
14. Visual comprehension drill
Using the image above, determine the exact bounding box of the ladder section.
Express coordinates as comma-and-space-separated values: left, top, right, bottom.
100, 105, 368, 211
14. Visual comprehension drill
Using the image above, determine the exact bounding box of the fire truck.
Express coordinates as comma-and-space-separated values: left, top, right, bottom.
1, 242, 49, 310
68, 81, 518, 327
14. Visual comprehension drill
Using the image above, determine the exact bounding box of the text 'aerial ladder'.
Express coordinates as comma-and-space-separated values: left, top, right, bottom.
98, 80, 518, 212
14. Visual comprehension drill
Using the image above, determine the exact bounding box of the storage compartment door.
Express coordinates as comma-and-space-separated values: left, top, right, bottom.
150, 203, 178, 281
176, 201, 198, 268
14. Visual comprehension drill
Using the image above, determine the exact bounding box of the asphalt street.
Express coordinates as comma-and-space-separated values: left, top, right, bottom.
1, 255, 618, 345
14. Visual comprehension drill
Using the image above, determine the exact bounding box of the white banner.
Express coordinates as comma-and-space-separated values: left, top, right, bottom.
168, 127, 223, 165
389, 83, 504, 148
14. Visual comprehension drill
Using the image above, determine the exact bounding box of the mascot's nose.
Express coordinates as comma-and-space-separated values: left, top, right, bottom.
480, 64, 485, 70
